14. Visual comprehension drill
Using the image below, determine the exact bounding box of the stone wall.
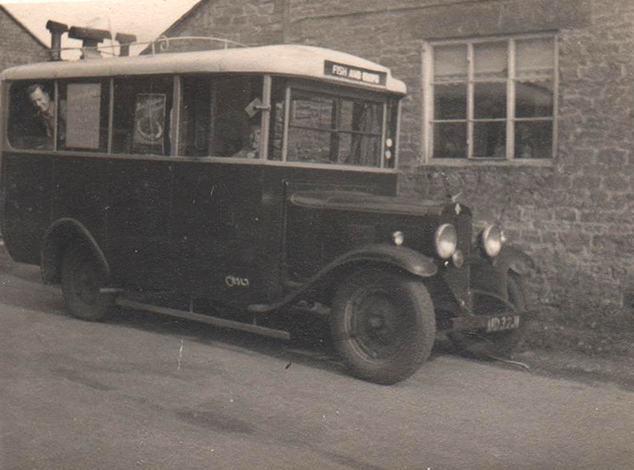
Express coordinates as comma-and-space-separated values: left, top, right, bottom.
0, 6, 49, 71
164, 0, 634, 328
161, 0, 284, 50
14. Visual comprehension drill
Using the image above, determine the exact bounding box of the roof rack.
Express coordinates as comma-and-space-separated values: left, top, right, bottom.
48, 34, 248, 60
148, 36, 248, 54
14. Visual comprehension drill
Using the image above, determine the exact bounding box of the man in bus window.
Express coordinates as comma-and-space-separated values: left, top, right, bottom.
232, 123, 261, 159
27, 84, 66, 142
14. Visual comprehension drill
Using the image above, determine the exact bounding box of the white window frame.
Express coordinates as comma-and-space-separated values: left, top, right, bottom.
422, 33, 558, 165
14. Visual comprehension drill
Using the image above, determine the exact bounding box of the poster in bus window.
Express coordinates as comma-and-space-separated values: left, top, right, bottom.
66, 83, 101, 149
133, 93, 166, 154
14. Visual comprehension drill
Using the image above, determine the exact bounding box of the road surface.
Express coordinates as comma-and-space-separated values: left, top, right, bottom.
1, 263, 633, 470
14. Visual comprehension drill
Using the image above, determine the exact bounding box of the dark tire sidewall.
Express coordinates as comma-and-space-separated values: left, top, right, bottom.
331, 269, 436, 385
61, 245, 113, 322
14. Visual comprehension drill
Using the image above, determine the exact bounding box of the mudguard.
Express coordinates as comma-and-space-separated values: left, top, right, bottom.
470, 243, 534, 301
41, 218, 110, 285
249, 244, 437, 313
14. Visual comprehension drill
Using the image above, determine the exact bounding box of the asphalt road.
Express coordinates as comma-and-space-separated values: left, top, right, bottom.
1, 264, 633, 470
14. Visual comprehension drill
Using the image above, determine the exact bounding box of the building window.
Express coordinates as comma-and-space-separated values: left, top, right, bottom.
425, 35, 556, 161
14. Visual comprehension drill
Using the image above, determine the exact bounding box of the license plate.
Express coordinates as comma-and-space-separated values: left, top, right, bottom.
486, 315, 520, 333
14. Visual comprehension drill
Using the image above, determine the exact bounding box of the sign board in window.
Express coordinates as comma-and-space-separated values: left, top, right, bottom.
324, 61, 386, 86
133, 93, 166, 154
66, 83, 101, 149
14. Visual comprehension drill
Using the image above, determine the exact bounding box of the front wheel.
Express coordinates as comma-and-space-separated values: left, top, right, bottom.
330, 269, 436, 385
61, 245, 114, 321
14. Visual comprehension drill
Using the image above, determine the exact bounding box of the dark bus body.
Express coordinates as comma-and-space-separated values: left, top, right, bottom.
0, 44, 533, 384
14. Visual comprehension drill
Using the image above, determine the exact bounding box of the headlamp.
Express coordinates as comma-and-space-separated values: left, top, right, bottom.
482, 225, 503, 258
435, 224, 457, 259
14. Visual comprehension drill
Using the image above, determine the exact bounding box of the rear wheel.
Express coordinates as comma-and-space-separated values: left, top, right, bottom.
330, 269, 436, 385
61, 245, 114, 321
451, 273, 529, 358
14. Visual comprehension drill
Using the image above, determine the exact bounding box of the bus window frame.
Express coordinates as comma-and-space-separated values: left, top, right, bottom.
3, 73, 401, 171
56, 77, 111, 153
174, 73, 269, 160
5, 80, 59, 152
278, 78, 394, 169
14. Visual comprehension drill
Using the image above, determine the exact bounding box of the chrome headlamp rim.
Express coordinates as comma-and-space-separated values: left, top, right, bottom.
482, 225, 503, 258
435, 223, 458, 259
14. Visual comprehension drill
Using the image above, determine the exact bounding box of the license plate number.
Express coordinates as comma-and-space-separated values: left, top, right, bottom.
486, 315, 520, 333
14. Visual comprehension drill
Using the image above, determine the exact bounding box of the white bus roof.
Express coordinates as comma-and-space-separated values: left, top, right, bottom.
0, 44, 407, 95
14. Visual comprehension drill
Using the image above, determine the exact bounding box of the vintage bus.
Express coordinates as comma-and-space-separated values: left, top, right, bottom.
0, 43, 532, 384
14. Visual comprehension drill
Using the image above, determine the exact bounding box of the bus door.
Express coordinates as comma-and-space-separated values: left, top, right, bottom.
170, 75, 267, 303
106, 77, 174, 289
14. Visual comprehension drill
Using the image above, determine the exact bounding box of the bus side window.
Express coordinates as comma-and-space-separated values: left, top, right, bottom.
8, 80, 56, 150
179, 76, 212, 157
212, 76, 263, 158
113, 77, 173, 156
57, 80, 109, 152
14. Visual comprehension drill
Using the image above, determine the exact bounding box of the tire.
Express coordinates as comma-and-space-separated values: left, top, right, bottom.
61, 245, 114, 321
330, 269, 436, 385
451, 273, 529, 358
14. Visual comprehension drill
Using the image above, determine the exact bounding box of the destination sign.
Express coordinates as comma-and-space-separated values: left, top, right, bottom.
324, 60, 387, 86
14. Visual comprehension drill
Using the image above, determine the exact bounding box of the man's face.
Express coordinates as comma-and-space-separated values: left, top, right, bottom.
29, 87, 51, 114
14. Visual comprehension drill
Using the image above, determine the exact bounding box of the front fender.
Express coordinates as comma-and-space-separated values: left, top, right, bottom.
470, 244, 534, 300
249, 244, 437, 313
330, 244, 438, 278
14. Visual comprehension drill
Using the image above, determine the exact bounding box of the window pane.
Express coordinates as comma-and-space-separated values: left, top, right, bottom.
516, 80, 553, 118
515, 120, 552, 159
58, 81, 109, 152
287, 128, 333, 163
474, 42, 507, 80
516, 37, 554, 79
291, 93, 334, 129
113, 77, 173, 155
434, 83, 467, 120
433, 122, 467, 159
474, 82, 506, 119
340, 99, 382, 134
473, 122, 506, 158
338, 133, 381, 166
269, 96, 285, 161
180, 77, 212, 156
8, 81, 56, 150
212, 76, 263, 158
434, 45, 467, 82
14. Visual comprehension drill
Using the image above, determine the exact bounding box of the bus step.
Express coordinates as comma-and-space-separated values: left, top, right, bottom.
115, 298, 291, 340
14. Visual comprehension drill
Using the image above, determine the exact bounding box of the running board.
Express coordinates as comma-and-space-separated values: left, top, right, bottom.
115, 298, 291, 340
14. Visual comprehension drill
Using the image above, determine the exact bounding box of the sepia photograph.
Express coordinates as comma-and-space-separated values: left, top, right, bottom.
1, 0, 633, 468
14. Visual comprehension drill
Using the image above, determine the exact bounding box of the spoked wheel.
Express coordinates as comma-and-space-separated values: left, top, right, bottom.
330, 269, 436, 385
450, 272, 529, 359
61, 245, 114, 321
